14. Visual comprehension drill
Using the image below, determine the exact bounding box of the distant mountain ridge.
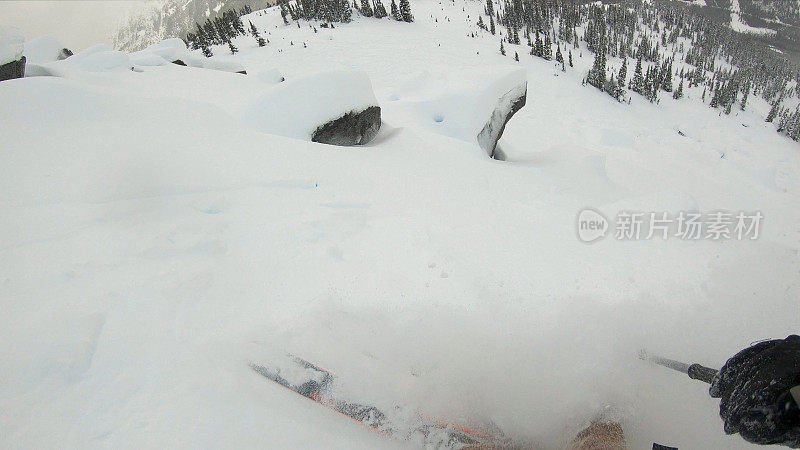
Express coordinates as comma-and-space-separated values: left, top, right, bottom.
112, 0, 269, 52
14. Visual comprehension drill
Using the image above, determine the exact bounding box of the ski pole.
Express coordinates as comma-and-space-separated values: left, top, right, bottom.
637, 349, 718, 384
639, 349, 800, 423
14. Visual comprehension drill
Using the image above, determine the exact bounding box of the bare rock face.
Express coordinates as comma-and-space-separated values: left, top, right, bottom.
58, 48, 73, 60
0, 56, 25, 81
311, 106, 381, 146
477, 85, 527, 159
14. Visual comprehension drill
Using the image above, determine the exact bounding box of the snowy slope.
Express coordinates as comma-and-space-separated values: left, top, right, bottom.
2, 1, 800, 449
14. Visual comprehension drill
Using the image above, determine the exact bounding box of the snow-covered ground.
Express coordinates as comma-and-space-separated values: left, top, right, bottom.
1, 1, 799, 448
729, 0, 777, 35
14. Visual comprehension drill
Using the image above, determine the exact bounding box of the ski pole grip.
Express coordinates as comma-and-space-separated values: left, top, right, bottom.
687, 364, 718, 384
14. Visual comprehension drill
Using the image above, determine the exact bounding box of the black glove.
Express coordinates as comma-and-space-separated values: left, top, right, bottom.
710, 335, 800, 447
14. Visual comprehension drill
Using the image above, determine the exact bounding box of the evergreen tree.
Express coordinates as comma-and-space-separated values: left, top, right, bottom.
604, 74, 623, 101
568, 50, 573, 67
280, 4, 290, 24
710, 81, 720, 108
740, 81, 750, 111
374, 0, 388, 18
673, 78, 684, 99
361, 0, 373, 17
399, 0, 413, 22
555, 45, 564, 64
766, 98, 780, 122
534, 31, 543, 57
543, 33, 552, 60
618, 57, 627, 86
660, 61, 673, 92
202, 45, 213, 58
587, 50, 606, 89
515, 51, 519, 61
477, 15, 486, 30
489, 15, 496, 35
629, 56, 643, 94
486, 0, 493, 16
500, 39, 506, 56
227, 39, 238, 54
340, 0, 352, 22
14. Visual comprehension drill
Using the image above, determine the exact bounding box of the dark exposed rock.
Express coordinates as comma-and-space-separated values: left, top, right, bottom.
171, 59, 187, 66
0, 56, 25, 82
476, 85, 527, 159
236, 70, 247, 75
311, 106, 381, 146
58, 48, 73, 60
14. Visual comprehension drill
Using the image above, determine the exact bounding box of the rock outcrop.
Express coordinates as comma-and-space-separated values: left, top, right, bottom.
477, 85, 527, 158
312, 106, 381, 146
0, 56, 25, 81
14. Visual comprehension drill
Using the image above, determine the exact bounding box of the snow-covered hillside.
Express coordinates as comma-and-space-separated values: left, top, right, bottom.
112, 0, 268, 52
2, 1, 799, 449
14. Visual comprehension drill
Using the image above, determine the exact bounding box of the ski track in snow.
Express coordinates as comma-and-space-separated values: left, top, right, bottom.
1, 0, 800, 448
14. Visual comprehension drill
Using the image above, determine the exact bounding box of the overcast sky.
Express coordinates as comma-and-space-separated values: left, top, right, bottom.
0, 1, 149, 51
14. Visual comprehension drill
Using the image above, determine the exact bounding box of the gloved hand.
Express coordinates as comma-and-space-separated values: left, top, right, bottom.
710, 335, 800, 447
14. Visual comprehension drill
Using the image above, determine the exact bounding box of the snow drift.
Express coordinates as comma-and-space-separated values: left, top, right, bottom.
384, 66, 527, 156
242, 70, 381, 144
23, 35, 72, 64
26, 39, 248, 77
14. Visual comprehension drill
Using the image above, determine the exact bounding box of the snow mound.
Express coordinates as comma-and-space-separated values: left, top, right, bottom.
130, 39, 247, 73
241, 70, 379, 140
385, 67, 527, 155
252, 68, 285, 84
0, 25, 24, 66
24, 38, 246, 76
138, 38, 188, 63
23, 35, 67, 64
60, 44, 132, 72
199, 56, 247, 74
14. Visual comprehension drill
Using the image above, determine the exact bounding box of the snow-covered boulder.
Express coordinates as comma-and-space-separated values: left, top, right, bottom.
0, 25, 25, 81
198, 57, 247, 74
386, 67, 527, 157
139, 38, 188, 64
58, 44, 132, 72
130, 39, 248, 74
242, 70, 381, 145
23, 35, 72, 64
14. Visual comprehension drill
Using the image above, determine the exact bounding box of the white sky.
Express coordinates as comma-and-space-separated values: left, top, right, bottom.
0, 1, 148, 51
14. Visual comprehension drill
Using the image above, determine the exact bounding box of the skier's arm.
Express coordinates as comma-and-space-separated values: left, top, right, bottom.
709, 335, 800, 447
